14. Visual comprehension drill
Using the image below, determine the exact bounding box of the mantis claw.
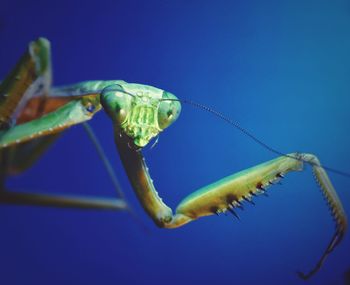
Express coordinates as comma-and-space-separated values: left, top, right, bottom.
227, 206, 240, 220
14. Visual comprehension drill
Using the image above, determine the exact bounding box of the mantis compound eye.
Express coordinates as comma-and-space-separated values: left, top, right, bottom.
100, 84, 132, 125
158, 91, 181, 130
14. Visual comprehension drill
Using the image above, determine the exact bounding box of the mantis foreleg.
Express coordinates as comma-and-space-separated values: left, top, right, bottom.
116, 130, 346, 277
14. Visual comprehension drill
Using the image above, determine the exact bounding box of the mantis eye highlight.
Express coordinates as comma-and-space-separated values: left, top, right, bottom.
167, 110, 173, 118
86, 103, 96, 113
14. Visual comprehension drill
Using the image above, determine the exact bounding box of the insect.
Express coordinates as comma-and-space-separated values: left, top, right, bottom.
0, 38, 347, 280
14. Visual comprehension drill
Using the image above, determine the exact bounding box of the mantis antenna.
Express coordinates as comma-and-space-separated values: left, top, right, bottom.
160, 98, 350, 179
97, 85, 350, 177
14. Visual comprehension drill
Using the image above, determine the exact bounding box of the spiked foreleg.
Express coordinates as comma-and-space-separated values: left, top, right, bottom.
117, 139, 347, 278
171, 153, 304, 228
173, 153, 346, 277
116, 135, 304, 228
176, 154, 302, 219
115, 131, 174, 227
116, 130, 303, 228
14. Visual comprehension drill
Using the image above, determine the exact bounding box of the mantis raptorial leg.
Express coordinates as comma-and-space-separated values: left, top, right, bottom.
0, 37, 347, 279
115, 128, 346, 278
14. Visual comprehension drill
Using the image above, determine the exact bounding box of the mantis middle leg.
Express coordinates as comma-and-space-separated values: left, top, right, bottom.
0, 39, 127, 211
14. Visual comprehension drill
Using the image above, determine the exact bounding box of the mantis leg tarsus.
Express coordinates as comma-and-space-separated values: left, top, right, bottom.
297, 231, 340, 280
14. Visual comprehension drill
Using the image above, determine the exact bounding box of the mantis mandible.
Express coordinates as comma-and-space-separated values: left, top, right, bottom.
0, 38, 347, 280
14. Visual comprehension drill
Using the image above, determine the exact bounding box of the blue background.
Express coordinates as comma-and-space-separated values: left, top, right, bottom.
0, 1, 349, 284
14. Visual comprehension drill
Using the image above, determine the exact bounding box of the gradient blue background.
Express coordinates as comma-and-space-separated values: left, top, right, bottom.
0, 1, 349, 284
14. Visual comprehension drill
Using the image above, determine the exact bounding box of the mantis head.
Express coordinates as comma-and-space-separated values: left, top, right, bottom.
101, 83, 181, 148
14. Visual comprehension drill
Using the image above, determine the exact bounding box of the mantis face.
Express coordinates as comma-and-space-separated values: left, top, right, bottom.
101, 83, 181, 147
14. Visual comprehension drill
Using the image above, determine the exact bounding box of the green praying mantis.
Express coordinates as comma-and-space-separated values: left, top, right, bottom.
0, 38, 347, 280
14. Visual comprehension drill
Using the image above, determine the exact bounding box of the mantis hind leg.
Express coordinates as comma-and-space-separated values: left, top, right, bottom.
0, 126, 128, 211
0, 111, 128, 210
0, 127, 128, 211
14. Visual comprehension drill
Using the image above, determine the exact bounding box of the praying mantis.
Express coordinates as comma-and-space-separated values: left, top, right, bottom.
0, 38, 347, 280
